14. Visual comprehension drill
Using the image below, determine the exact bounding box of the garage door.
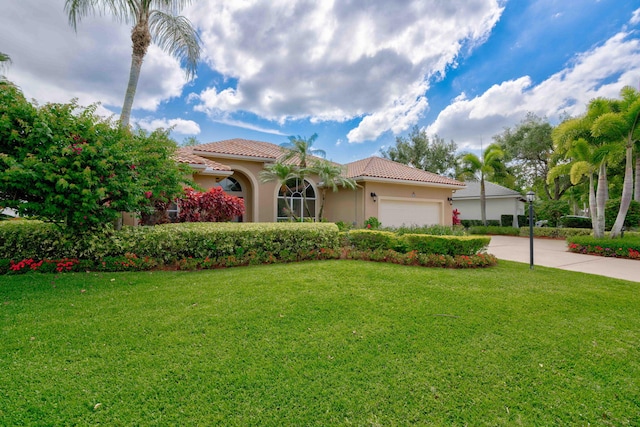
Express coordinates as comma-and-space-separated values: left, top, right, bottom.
378, 199, 441, 228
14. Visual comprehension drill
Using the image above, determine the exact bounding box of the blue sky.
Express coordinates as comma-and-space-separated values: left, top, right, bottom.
1, 0, 639, 165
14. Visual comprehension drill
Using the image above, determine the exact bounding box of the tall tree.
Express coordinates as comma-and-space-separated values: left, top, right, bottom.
549, 99, 621, 238
494, 113, 571, 199
0, 84, 188, 232
457, 143, 506, 226
381, 126, 458, 177
65, 0, 201, 128
592, 87, 640, 237
310, 160, 356, 221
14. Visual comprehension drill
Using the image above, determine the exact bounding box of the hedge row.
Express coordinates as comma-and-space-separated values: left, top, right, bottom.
346, 230, 490, 256
467, 225, 595, 239
0, 221, 340, 262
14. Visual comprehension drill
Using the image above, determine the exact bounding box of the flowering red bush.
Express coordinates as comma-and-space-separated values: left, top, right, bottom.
8, 258, 80, 273
177, 187, 245, 222
452, 209, 461, 226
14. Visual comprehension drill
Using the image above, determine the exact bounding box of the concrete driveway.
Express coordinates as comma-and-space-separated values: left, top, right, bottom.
487, 235, 639, 283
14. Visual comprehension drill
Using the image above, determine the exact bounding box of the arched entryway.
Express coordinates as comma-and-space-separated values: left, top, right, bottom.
215, 170, 254, 222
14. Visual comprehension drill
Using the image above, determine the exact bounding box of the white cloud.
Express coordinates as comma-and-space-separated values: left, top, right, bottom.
135, 117, 201, 135
427, 30, 640, 151
630, 8, 640, 25
188, 0, 504, 141
0, 0, 193, 113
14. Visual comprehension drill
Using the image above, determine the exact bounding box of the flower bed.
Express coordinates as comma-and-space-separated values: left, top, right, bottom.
566, 235, 640, 260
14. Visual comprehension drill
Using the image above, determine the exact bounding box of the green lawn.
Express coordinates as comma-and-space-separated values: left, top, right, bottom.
1, 260, 639, 425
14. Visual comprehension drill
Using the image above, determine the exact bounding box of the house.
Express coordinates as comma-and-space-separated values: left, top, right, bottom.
451, 181, 525, 226
173, 138, 465, 227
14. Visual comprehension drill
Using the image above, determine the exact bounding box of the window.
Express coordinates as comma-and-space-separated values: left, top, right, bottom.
277, 178, 316, 221
167, 202, 179, 222
218, 177, 242, 192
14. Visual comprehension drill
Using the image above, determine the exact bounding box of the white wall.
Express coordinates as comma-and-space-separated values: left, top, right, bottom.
453, 198, 524, 223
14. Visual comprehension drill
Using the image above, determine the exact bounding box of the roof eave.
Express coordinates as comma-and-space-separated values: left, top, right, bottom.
453, 194, 523, 200
353, 176, 465, 189
192, 150, 275, 163
187, 164, 233, 177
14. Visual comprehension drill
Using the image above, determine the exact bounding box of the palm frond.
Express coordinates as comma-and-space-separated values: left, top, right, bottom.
590, 112, 626, 141
568, 161, 592, 185
64, 0, 137, 29
149, 10, 200, 78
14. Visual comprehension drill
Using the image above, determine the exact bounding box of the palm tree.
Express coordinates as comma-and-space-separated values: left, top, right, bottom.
0, 52, 10, 83
458, 143, 505, 226
549, 100, 620, 238
280, 133, 326, 169
311, 160, 357, 221
259, 163, 299, 220
279, 134, 326, 218
592, 87, 640, 238
0, 52, 10, 68
65, 0, 201, 128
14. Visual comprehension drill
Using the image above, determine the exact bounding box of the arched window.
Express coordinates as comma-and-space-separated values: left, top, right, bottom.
218, 177, 242, 192
277, 178, 316, 221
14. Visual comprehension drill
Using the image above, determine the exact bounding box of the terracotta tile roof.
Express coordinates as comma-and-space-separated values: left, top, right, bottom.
195, 138, 284, 160
346, 156, 465, 187
193, 138, 329, 166
183, 139, 461, 187
175, 147, 232, 171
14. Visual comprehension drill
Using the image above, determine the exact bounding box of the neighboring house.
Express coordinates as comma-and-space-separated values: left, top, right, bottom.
451, 181, 525, 226
171, 138, 465, 228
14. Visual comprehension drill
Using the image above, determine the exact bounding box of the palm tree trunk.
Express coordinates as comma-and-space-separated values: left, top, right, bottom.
120, 20, 151, 128
635, 154, 640, 201
480, 175, 487, 226
610, 144, 634, 238
120, 52, 143, 128
588, 173, 597, 231
594, 162, 607, 238
318, 189, 327, 222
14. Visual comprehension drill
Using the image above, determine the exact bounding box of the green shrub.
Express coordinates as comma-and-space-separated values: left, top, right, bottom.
346, 230, 398, 251
399, 234, 490, 256
385, 224, 466, 236
519, 227, 593, 239
468, 226, 520, 236
558, 215, 592, 229
0, 221, 67, 259
460, 219, 500, 227
605, 199, 640, 230
501, 215, 533, 227
364, 217, 381, 229
344, 249, 497, 268
0, 221, 340, 263
535, 200, 571, 227
133, 222, 340, 263
335, 221, 353, 232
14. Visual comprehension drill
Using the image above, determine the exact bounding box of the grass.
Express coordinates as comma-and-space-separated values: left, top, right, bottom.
1, 260, 639, 425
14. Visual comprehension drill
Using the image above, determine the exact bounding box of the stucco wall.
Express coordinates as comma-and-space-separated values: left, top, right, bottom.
353, 182, 454, 227
453, 197, 524, 223
323, 187, 360, 225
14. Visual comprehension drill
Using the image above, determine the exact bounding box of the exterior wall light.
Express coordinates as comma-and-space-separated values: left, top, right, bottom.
370, 192, 377, 202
